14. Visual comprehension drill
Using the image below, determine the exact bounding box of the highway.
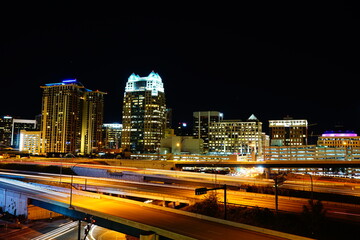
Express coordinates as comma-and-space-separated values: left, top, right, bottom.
0, 177, 312, 240
3, 159, 360, 198
1, 170, 360, 223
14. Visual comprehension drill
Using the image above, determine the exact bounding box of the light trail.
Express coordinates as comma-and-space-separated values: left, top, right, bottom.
30, 221, 78, 240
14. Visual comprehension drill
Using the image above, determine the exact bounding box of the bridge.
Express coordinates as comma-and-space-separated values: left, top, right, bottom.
174, 160, 360, 168
0, 177, 313, 240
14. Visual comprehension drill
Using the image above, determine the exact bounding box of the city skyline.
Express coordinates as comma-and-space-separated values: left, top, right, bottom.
1, 4, 360, 135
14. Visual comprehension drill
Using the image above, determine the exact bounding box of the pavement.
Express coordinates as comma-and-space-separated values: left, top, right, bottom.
0, 217, 72, 240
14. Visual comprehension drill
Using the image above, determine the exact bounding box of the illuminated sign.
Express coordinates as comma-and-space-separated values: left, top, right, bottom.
322, 133, 358, 137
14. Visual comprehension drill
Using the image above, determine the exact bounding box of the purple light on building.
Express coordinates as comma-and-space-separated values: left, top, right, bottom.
322, 133, 358, 137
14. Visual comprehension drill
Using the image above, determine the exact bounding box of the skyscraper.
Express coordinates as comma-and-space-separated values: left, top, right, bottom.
80, 90, 106, 154
193, 111, 223, 153
40, 79, 105, 155
121, 71, 166, 153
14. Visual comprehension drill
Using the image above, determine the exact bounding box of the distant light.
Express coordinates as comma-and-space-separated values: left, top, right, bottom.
182, 122, 187, 127
322, 133, 358, 137
62, 79, 77, 83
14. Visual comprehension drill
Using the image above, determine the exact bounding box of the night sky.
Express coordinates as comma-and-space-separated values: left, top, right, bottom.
1, 4, 360, 136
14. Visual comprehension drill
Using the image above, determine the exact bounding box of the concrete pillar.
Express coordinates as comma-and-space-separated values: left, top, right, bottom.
140, 231, 158, 240
0, 188, 28, 217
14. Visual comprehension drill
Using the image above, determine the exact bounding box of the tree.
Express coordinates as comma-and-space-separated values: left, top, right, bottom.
302, 200, 326, 237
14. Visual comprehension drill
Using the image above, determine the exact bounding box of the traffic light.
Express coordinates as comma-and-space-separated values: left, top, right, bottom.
195, 187, 208, 195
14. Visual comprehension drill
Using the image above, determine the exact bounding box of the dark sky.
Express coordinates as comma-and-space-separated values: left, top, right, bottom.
1, 3, 360, 135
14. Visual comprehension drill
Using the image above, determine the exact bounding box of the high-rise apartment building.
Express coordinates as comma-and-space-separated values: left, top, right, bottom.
208, 114, 264, 156
80, 90, 106, 154
269, 117, 308, 146
40, 79, 105, 155
193, 111, 223, 153
121, 71, 167, 153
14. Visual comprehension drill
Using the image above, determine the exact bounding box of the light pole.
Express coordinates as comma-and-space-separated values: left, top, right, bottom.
59, 161, 63, 183
304, 173, 314, 203
69, 163, 81, 209
195, 184, 227, 220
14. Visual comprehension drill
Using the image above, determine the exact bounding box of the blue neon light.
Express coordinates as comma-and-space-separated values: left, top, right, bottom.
62, 79, 77, 83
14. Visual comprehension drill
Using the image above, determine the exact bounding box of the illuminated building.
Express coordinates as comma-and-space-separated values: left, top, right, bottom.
0, 116, 37, 148
11, 119, 37, 148
269, 117, 308, 146
0, 116, 13, 146
19, 130, 41, 155
264, 145, 360, 161
102, 123, 122, 149
317, 131, 360, 149
40, 79, 105, 155
80, 90, 106, 154
121, 71, 167, 153
208, 114, 264, 156
193, 111, 223, 153
160, 136, 204, 154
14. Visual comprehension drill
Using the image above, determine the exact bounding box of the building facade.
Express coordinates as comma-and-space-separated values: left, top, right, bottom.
317, 131, 360, 148
269, 117, 308, 146
80, 90, 106, 154
160, 135, 204, 154
11, 119, 37, 148
0, 116, 13, 147
19, 130, 41, 155
40, 79, 105, 155
121, 71, 167, 153
264, 145, 360, 161
193, 111, 223, 153
0, 116, 37, 148
102, 123, 122, 149
208, 115, 264, 156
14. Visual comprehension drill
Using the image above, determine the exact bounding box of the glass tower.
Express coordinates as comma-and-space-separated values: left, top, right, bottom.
121, 71, 167, 153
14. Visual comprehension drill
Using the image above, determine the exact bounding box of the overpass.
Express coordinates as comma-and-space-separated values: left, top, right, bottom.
175, 160, 360, 169
0, 177, 313, 240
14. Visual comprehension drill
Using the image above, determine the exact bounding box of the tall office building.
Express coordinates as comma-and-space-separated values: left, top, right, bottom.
0, 116, 14, 147
121, 71, 167, 153
102, 123, 122, 149
40, 79, 105, 155
193, 111, 223, 153
208, 114, 264, 156
0, 116, 36, 148
269, 116, 308, 146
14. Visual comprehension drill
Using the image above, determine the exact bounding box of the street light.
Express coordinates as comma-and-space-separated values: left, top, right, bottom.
195, 184, 227, 220
69, 163, 81, 209
304, 173, 314, 203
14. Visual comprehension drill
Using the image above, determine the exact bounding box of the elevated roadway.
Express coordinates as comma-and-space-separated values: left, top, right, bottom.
0, 177, 313, 240
174, 160, 360, 168
2, 170, 360, 224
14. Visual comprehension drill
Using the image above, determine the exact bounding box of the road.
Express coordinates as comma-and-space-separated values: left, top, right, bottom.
1, 169, 360, 223
3, 159, 360, 197
0, 177, 310, 240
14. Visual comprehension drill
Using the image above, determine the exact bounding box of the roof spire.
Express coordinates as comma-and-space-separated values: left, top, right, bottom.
248, 114, 259, 121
